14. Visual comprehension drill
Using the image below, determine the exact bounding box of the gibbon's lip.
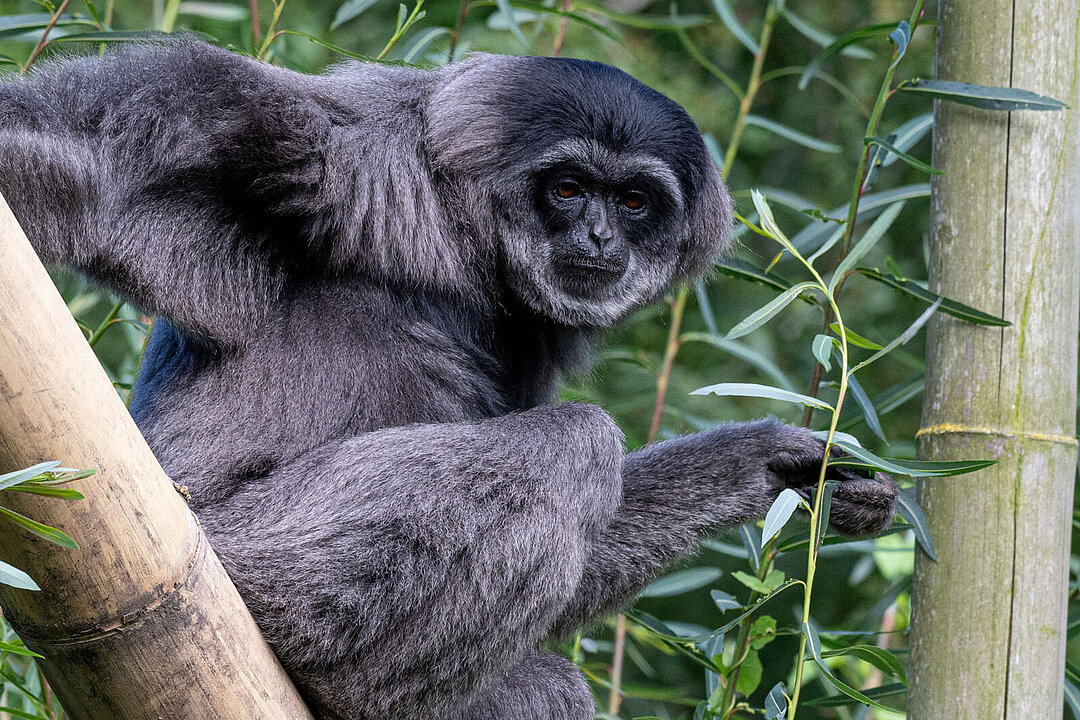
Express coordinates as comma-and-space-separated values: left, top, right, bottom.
553, 256, 627, 278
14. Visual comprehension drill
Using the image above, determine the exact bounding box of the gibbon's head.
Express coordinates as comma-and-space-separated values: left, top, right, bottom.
427, 53, 732, 328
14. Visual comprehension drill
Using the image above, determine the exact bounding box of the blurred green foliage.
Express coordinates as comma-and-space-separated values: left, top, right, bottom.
0, 1, 1076, 719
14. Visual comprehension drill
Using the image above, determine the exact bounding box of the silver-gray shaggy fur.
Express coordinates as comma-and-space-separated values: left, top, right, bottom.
0, 40, 898, 719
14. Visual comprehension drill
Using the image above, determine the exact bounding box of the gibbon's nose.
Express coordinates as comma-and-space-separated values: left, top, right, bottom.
588, 212, 614, 251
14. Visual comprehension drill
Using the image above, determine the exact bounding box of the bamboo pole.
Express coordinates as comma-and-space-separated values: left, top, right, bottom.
0, 193, 314, 720
908, 0, 1079, 717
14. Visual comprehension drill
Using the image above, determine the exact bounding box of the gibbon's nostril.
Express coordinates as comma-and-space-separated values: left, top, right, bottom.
589, 224, 614, 250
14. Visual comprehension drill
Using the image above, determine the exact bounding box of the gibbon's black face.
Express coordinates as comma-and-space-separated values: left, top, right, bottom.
428, 54, 734, 328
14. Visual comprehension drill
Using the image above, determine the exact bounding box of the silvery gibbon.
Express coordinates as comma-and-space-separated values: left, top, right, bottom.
0, 40, 897, 720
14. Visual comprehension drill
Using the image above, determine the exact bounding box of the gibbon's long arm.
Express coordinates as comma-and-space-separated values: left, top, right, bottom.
0, 41, 332, 343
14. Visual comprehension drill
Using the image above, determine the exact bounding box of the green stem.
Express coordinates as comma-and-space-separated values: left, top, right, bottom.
717, 541, 777, 718
87, 301, 123, 349
22, 0, 71, 73
256, 0, 287, 60
376, 0, 426, 61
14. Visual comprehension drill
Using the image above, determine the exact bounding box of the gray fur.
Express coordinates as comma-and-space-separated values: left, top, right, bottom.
0, 40, 897, 719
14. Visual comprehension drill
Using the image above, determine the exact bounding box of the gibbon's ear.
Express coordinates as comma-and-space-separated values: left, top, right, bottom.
675, 159, 735, 280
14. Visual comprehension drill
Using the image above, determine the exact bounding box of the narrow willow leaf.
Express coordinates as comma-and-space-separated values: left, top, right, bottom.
812, 334, 834, 372
694, 282, 719, 335
738, 524, 762, 572
833, 439, 993, 477
887, 21, 910, 69
47, 29, 216, 44
1065, 678, 1080, 720
732, 569, 785, 595
0, 13, 97, 40
799, 23, 899, 89
691, 382, 834, 411
821, 644, 907, 683
584, 4, 709, 29
641, 567, 722, 598
899, 78, 1067, 111
0, 507, 78, 548
726, 282, 818, 339
703, 580, 803, 639
745, 115, 842, 154
178, 1, 247, 21
0, 560, 38, 591
8, 485, 84, 500
0, 462, 61, 493
750, 190, 805, 261
710, 0, 758, 53
332, 0, 380, 29
765, 682, 787, 719
881, 114, 934, 167
831, 322, 883, 350
0, 640, 42, 658
850, 298, 941, 373
807, 225, 847, 266
801, 682, 907, 708
781, 9, 873, 58
494, 0, 529, 45
813, 480, 836, 549
792, 183, 930, 253
830, 201, 905, 292
711, 589, 742, 612
627, 610, 722, 673
762, 489, 804, 543
398, 26, 450, 63
681, 333, 796, 391
852, 268, 1010, 325
715, 259, 798, 294
896, 489, 936, 561
805, 621, 892, 710
847, 373, 886, 442
868, 137, 942, 175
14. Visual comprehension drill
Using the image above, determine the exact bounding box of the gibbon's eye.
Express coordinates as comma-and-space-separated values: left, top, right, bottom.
621, 191, 646, 211
554, 179, 581, 200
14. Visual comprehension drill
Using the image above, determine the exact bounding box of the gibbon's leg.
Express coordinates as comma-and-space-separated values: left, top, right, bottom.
550, 419, 899, 636
435, 651, 594, 720
193, 403, 624, 719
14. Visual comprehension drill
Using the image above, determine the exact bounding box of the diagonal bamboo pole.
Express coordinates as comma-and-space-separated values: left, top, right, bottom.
0, 193, 314, 720
909, 0, 1079, 717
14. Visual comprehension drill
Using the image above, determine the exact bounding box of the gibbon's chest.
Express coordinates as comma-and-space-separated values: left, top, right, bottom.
128, 304, 510, 502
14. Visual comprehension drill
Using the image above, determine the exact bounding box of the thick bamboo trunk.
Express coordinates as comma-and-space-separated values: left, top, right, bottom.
0, 193, 314, 720
908, 0, 1079, 718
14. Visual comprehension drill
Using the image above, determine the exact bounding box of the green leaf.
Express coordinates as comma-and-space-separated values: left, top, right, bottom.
47, 29, 216, 44
0, 13, 97, 40
331, 0, 381, 29
0, 640, 42, 658
274, 30, 382, 61
781, 9, 873, 58
711, 589, 741, 612
397, 26, 450, 62
177, 1, 248, 21
765, 682, 787, 719
812, 334, 834, 372
881, 114, 934, 167
799, 23, 900, 89
801, 682, 907, 708
847, 373, 886, 442
738, 524, 761, 572
745, 115, 842, 154
887, 20, 910, 69
581, 3, 709, 30
735, 649, 762, 695
821, 644, 907, 683
0, 462, 62, 492
725, 282, 818, 339
899, 78, 1067, 111
761, 489, 804, 543
732, 569, 785, 595
791, 183, 930, 253
494, 0, 529, 45
715, 259, 799, 295
0, 507, 78, 548
896, 488, 936, 561
641, 567, 722, 598
804, 621, 892, 710
8, 485, 84, 500
852, 268, 1010, 326
0, 559, 39, 591
868, 136, 942, 175
703, 580, 802, 640
750, 190, 804, 260
749, 615, 777, 650
680, 333, 796, 391
690, 382, 834, 412
830, 201, 905, 292
0, 705, 49, 720
850, 298, 941, 373
831, 323, 882, 350
832, 439, 994, 478
1065, 678, 1080, 720
710, 0, 757, 53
